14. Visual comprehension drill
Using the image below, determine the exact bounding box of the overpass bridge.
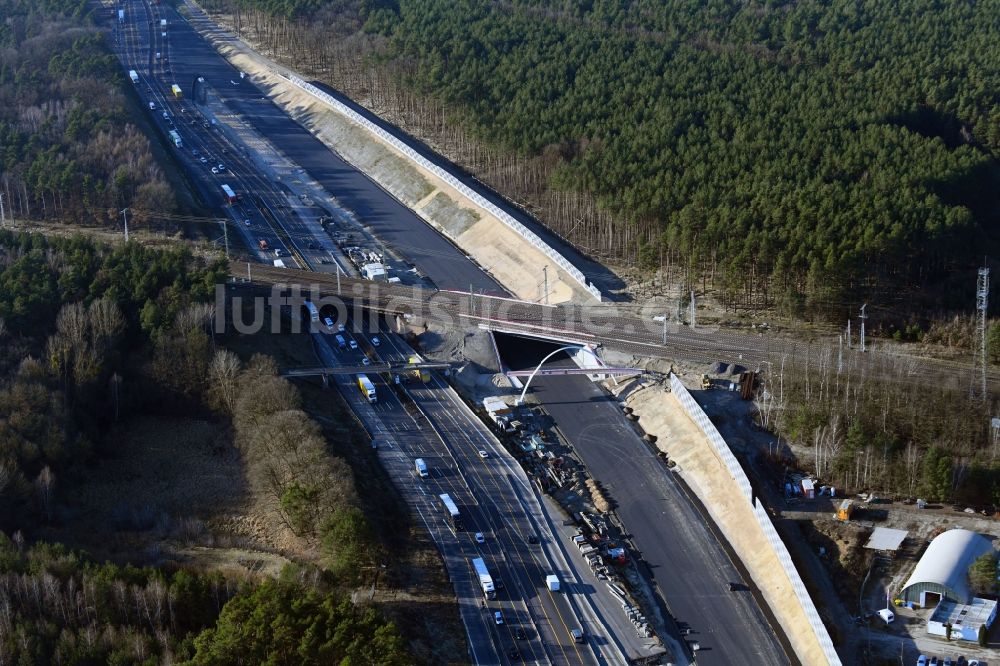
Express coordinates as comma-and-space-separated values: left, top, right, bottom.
281, 362, 450, 377
230, 262, 999, 392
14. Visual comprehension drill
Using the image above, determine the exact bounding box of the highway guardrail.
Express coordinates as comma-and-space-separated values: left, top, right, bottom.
282, 74, 603, 302
669, 374, 842, 666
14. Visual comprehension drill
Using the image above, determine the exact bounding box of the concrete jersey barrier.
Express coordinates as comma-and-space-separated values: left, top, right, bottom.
669, 374, 843, 666
283, 74, 603, 301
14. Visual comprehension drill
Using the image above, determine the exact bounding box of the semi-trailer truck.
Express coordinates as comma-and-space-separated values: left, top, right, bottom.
471, 558, 496, 600
357, 374, 376, 403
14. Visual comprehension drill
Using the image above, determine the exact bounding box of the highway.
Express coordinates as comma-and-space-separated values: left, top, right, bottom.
151, 0, 507, 295
113, 5, 642, 660
115, 0, 315, 268
495, 335, 787, 665
308, 314, 616, 665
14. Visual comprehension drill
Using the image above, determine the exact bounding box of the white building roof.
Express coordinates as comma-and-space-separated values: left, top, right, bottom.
901, 529, 994, 603
865, 527, 908, 552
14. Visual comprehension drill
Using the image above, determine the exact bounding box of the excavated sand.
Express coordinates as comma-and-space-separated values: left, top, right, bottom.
624, 382, 829, 666
184, 3, 591, 304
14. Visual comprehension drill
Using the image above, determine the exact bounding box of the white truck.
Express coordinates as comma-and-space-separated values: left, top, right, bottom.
168, 130, 182, 147
414, 458, 428, 478
471, 558, 496, 600
117, 8, 124, 22
128, 70, 139, 84
356, 374, 376, 403
160, 18, 166, 27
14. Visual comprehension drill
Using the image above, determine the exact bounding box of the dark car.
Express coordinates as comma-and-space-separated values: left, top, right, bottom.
514, 627, 526, 640
525, 534, 539, 545
507, 648, 519, 661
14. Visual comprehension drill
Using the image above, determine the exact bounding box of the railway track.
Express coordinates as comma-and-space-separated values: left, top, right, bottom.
233, 262, 1000, 392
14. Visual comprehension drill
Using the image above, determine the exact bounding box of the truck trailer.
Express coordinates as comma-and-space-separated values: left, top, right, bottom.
357, 374, 376, 403
471, 558, 496, 600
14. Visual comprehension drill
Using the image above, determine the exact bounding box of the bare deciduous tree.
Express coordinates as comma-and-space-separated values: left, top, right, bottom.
88, 298, 125, 348
208, 350, 242, 415
34, 466, 55, 523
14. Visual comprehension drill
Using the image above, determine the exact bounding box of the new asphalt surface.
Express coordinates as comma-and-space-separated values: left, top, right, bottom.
495, 335, 788, 666
161, 4, 505, 294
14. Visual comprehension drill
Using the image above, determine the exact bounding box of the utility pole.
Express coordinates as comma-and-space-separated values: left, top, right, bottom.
972, 265, 990, 401
689, 290, 696, 329
838, 334, 843, 374
0, 193, 5, 227
336, 262, 341, 295
120, 208, 129, 242
859, 304, 867, 352
847, 319, 852, 349
219, 219, 229, 258
542, 266, 549, 306
246, 262, 251, 283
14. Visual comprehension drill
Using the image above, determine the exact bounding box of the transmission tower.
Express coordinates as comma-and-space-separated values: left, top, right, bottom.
972, 266, 990, 401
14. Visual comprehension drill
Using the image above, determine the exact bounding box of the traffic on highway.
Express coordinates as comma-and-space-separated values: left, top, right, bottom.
110, 1, 794, 662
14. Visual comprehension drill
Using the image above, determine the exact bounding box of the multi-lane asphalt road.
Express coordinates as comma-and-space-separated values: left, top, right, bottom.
308, 313, 627, 665
495, 335, 787, 665
147, 1, 506, 295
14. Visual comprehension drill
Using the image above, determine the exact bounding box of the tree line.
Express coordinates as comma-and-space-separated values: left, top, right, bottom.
757, 340, 1000, 505
0, 230, 408, 663
0, 0, 176, 230
0, 230, 226, 530
0, 534, 407, 664
201, 0, 998, 316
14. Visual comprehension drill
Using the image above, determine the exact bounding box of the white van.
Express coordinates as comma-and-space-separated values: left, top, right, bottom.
414, 458, 428, 478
